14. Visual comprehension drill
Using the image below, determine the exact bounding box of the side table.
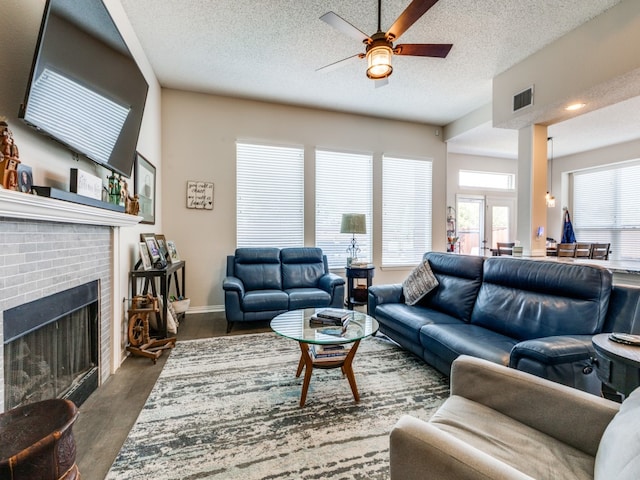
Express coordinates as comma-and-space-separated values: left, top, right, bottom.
130, 260, 186, 338
345, 265, 375, 312
592, 333, 640, 397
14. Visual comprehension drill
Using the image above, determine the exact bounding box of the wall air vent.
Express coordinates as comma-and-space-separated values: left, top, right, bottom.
513, 86, 534, 112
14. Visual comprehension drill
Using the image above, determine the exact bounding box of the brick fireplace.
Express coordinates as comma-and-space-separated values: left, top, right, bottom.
0, 188, 139, 412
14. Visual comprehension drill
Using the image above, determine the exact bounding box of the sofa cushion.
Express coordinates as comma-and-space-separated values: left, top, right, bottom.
403, 260, 439, 305
241, 289, 289, 312
420, 324, 518, 369
234, 248, 282, 291
281, 247, 325, 290
418, 253, 484, 322
430, 395, 594, 480
471, 257, 612, 340
376, 304, 465, 341
286, 287, 332, 310
594, 386, 640, 480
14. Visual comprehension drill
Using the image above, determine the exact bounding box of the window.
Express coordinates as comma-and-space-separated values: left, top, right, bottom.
573, 160, 640, 261
316, 149, 372, 268
236, 142, 304, 247
459, 170, 515, 190
382, 156, 432, 266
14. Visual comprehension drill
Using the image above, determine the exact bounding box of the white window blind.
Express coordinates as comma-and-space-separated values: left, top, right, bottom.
382, 156, 433, 266
573, 160, 640, 261
316, 149, 372, 268
236, 142, 304, 248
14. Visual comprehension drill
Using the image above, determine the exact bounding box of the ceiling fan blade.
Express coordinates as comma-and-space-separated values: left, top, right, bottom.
316, 53, 362, 73
320, 12, 371, 43
387, 0, 440, 41
394, 43, 452, 58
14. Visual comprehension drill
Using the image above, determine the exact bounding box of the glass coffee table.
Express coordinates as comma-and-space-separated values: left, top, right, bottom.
271, 308, 379, 407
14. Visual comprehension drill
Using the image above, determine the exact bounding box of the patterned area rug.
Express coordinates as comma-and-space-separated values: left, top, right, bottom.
107, 332, 449, 479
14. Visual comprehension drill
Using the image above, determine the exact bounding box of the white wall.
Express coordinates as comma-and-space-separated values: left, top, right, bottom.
161, 89, 447, 311
1, 0, 162, 370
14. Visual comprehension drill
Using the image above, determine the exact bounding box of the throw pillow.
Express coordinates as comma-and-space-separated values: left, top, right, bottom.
594, 386, 640, 479
403, 260, 439, 306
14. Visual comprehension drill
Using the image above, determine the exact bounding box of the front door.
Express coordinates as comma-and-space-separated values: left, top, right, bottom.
457, 195, 516, 256
486, 197, 516, 250
457, 196, 485, 255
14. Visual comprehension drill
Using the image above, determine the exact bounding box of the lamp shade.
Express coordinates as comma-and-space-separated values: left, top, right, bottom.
341, 213, 367, 234
366, 44, 393, 79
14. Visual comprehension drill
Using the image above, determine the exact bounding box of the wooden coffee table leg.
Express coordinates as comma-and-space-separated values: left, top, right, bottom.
295, 350, 305, 377
342, 340, 361, 402
298, 342, 314, 407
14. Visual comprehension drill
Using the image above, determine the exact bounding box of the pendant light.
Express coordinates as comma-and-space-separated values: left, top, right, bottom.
546, 137, 556, 208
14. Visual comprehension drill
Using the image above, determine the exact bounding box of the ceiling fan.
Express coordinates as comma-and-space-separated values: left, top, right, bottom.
318, 0, 452, 85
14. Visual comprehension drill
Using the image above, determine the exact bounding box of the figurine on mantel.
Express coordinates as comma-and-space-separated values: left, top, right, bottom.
121, 178, 139, 215
0, 117, 21, 190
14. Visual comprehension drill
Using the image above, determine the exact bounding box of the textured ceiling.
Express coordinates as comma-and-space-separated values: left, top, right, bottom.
120, 0, 638, 157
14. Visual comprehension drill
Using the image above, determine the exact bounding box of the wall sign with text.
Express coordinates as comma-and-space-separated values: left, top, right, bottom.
186, 181, 214, 210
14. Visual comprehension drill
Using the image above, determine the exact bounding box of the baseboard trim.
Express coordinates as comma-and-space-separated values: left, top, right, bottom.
184, 305, 225, 315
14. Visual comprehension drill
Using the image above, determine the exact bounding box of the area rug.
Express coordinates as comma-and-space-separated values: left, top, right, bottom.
107, 332, 449, 479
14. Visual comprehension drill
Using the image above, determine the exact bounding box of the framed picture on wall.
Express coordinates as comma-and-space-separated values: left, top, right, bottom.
134, 152, 156, 224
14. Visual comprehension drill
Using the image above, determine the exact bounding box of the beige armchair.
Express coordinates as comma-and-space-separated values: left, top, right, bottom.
390, 355, 640, 480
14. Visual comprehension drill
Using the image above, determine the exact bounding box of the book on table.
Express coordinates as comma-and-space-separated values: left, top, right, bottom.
310, 309, 352, 326
310, 343, 351, 361
317, 309, 351, 321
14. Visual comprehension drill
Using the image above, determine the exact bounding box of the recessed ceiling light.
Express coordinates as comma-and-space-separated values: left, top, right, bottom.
565, 103, 586, 111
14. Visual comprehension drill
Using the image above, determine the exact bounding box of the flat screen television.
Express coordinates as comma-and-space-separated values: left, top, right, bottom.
19, 0, 148, 178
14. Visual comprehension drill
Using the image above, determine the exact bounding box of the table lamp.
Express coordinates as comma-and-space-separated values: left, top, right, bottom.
340, 213, 366, 264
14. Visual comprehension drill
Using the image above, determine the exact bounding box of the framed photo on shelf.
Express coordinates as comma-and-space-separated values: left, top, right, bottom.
155, 234, 170, 262
134, 152, 156, 224
138, 242, 152, 270
17, 164, 33, 194
140, 233, 161, 263
166, 240, 180, 263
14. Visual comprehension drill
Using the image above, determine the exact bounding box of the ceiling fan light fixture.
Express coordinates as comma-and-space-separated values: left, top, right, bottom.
366, 43, 393, 79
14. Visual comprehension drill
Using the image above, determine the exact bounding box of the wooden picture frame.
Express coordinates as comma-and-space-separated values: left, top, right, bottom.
140, 233, 161, 263
138, 242, 152, 270
155, 234, 170, 263
134, 152, 156, 224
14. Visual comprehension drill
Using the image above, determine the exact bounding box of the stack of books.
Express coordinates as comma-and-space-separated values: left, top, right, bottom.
309, 309, 352, 327
310, 343, 352, 362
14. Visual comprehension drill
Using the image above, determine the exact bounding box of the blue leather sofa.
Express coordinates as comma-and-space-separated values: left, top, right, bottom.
223, 247, 345, 332
369, 252, 640, 395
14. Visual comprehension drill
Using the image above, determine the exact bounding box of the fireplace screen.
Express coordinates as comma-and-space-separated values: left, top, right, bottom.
4, 281, 99, 410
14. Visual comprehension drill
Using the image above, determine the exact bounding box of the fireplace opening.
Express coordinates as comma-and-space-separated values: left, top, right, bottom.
3, 281, 99, 410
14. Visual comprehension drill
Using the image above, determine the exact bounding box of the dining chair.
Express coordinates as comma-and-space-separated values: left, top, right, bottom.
556, 243, 577, 257
590, 243, 610, 260
574, 243, 592, 258
496, 242, 515, 256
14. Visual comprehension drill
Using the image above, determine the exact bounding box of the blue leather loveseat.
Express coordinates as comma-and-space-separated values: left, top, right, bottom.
223, 247, 345, 332
369, 252, 640, 395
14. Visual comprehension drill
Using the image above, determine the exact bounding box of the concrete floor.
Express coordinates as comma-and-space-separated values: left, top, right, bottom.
73, 312, 271, 480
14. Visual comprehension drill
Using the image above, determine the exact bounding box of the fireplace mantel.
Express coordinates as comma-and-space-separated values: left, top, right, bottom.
0, 188, 141, 227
